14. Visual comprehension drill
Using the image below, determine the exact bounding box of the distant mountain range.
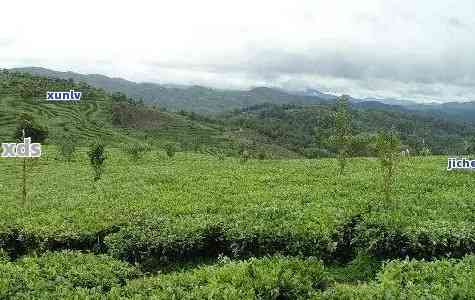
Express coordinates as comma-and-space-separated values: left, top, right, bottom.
9, 67, 475, 123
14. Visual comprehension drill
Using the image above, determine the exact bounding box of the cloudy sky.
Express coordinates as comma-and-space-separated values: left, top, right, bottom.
1, 0, 474, 102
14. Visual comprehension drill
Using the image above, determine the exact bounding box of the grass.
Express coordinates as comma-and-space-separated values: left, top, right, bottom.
3, 71, 475, 297
0, 94, 138, 145
2, 251, 475, 299
1, 148, 473, 260
0, 92, 299, 158
1, 148, 474, 298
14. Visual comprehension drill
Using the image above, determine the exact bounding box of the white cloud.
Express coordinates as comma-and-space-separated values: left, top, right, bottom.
1, 0, 474, 101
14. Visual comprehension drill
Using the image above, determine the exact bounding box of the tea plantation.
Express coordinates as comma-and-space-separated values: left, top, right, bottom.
1, 147, 475, 298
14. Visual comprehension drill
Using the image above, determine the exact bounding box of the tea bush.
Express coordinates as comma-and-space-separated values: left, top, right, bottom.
319, 255, 475, 299
88, 141, 106, 181
111, 256, 327, 299
0, 251, 140, 299
121, 142, 150, 161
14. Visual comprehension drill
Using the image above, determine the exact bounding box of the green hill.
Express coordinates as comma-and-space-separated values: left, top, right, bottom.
1, 148, 475, 297
0, 70, 299, 158
219, 103, 475, 156
10, 67, 332, 114
2, 69, 475, 299
11, 67, 475, 125
3, 70, 473, 158
0, 70, 127, 144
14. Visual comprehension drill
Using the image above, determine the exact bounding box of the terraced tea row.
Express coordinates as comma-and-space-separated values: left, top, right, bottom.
0, 93, 124, 144
2, 251, 475, 299
1, 148, 474, 264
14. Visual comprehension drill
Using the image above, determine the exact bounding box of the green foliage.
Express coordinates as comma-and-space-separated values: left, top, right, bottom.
88, 141, 106, 181
240, 149, 250, 163
222, 102, 475, 158
334, 96, 352, 175
0, 70, 139, 146
1, 148, 474, 264
113, 256, 327, 299
206, 146, 226, 160
303, 147, 332, 159
320, 255, 475, 299
121, 142, 151, 161
56, 130, 77, 161
376, 129, 401, 206
257, 149, 267, 160
344, 253, 382, 282
0, 146, 475, 297
0, 251, 140, 299
420, 146, 432, 156
164, 142, 177, 158
1, 70, 298, 160
349, 133, 376, 157
465, 138, 475, 155
13, 112, 48, 143
0, 249, 8, 262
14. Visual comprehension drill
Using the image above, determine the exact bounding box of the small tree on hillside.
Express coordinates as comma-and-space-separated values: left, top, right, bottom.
88, 141, 106, 182
418, 138, 432, 156
14, 113, 48, 143
376, 129, 401, 207
57, 128, 77, 161
334, 95, 352, 175
464, 137, 475, 155
121, 143, 150, 162
257, 149, 267, 160
240, 149, 251, 163
164, 142, 177, 159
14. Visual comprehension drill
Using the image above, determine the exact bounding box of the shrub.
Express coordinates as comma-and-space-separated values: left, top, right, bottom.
257, 150, 267, 160
321, 255, 475, 299
88, 141, 106, 181
121, 143, 150, 161
56, 131, 76, 161
420, 146, 432, 156
215, 150, 226, 160
206, 147, 226, 160
111, 256, 327, 299
13, 112, 48, 143
0, 251, 140, 299
375, 129, 400, 206
164, 143, 177, 158
240, 150, 250, 163
303, 147, 332, 159
333, 96, 352, 175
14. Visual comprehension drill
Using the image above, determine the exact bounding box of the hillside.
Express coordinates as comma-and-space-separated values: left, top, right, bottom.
11, 67, 332, 114
219, 103, 475, 156
0, 70, 299, 158
3, 70, 474, 159
406, 101, 475, 123
0, 70, 130, 145
3, 70, 475, 299
2, 148, 475, 297
10, 67, 475, 124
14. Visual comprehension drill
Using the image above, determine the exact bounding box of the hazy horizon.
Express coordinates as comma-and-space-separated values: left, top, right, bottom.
1, 0, 474, 103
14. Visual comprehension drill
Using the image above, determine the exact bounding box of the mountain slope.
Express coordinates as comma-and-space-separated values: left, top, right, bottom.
0, 70, 131, 145
219, 103, 475, 156
12, 67, 475, 123
0, 70, 300, 158
11, 67, 332, 114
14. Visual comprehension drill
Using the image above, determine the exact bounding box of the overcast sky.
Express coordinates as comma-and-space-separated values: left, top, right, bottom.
1, 0, 474, 102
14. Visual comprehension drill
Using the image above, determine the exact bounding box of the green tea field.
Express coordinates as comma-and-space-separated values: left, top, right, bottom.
1, 148, 475, 298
